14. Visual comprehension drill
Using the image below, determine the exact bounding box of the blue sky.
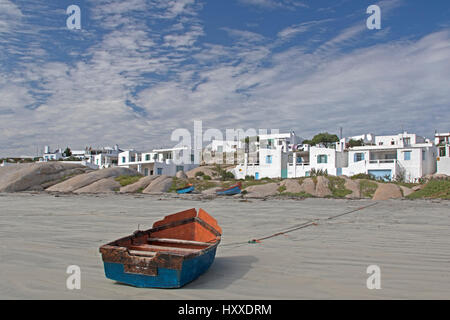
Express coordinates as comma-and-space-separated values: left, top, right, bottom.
0, 0, 449, 156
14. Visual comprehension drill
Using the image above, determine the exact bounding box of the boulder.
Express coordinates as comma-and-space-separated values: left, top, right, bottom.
0, 162, 90, 192
298, 178, 316, 196
175, 171, 188, 179
372, 183, 402, 200
74, 178, 121, 194
142, 175, 172, 194
342, 177, 361, 199
201, 187, 219, 195
315, 176, 332, 197
47, 167, 138, 193
244, 183, 279, 198
186, 166, 217, 179
120, 176, 158, 193
280, 179, 302, 193
412, 185, 424, 191
400, 186, 414, 197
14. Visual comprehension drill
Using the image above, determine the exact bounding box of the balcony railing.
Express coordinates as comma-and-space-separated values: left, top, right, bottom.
369, 159, 396, 164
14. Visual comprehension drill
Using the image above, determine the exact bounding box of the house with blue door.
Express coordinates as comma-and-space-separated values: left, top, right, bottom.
342, 132, 437, 182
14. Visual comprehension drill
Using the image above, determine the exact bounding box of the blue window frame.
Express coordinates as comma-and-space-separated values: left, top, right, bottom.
266, 155, 272, 164
317, 155, 328, 164
157, 168, 163, 175
354, 153, 365, 162
404, 151, 411, 161
122, 156, 126, 163
145, 154, 150, 161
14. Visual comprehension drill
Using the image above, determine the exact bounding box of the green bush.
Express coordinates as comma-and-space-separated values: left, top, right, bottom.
351, 173, 375, 180
407, 180, 450, 199
195, 171, 205, 177
115, 175, 142, 187
203, 175, 212, 180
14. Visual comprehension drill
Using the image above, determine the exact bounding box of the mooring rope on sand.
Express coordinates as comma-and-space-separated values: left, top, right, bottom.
221, 202, 379, 249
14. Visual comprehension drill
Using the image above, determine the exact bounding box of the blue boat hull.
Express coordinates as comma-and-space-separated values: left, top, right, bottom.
103, 247, 217, 288
176, 186, 195, 194
216, 186, 241, 196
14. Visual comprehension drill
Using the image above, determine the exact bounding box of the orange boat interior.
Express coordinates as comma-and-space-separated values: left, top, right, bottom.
113, 208, 221, 257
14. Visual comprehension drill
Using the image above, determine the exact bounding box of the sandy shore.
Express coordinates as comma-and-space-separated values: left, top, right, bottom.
0, 193, 449, 299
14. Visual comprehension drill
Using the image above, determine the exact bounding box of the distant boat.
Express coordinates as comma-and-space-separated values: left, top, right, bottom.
176, 184, 194, 194
216, 182, 242, 196
99, 208, 221, 288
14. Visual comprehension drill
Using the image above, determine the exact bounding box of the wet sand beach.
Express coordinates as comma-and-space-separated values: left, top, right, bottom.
0, 193, 449, 299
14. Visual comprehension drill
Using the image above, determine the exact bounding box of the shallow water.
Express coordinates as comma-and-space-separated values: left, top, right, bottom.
0, 193, 449, 299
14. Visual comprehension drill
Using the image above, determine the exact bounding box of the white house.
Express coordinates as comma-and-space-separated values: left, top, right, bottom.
118, 146, 198, 177
342, 132, 437, 182
233, 132, 302, 179
42, 146, 63, 161
435, 132, 450, 175
202, 140, 245, 165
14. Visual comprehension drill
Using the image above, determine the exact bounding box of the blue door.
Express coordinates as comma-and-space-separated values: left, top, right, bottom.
281, 169, 288, 179
255, 172, 259, 180
337, 168, 342, 176
368, 170, 392, 181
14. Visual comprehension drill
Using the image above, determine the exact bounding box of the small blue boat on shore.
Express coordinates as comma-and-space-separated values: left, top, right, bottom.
176, 184, 195, 194
99, 208, 222, 288
216, 182, 242, 196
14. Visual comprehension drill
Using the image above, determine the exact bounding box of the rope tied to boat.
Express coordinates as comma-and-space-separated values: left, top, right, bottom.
222, 202, 378, 248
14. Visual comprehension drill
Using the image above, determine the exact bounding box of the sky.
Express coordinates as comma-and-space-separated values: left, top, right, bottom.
0, 0, 449, 156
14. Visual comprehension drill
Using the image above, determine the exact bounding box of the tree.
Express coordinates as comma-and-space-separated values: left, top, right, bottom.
303, 133, 339, 148
63, 147, 72, 157
348, 139, 364, 148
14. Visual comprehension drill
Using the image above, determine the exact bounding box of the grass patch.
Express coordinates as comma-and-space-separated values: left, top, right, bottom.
406, 180, 450, 199
278, 185, 287, 193
278, 192, 313, 198
115, 175, 142, 187
359, 179, 378, 198
327, 176, 352, 198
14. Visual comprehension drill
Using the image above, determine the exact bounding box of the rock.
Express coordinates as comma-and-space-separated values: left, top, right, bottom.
142, 175, 172, 194
0, 162, 90, 193
342, 177, 361, 199
412, 185, 424, 191
186, 166, 217, 179
315, 176, 332, 197
372, 183, 402, 200
244, 183, 279, 198
298, 178, 316, 196
280, 179, 302, 193
201, 187, 219, 195
74, 178, 121, 194
175, 171, 188, 179
120, 176, 157, 193
400, 186, 414, 197
47, 167, 139, 193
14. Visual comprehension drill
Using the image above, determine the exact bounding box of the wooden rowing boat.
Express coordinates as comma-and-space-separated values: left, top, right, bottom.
176, 184, 194, 194
216, 182, 242, 196
99, 208, 222, 288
